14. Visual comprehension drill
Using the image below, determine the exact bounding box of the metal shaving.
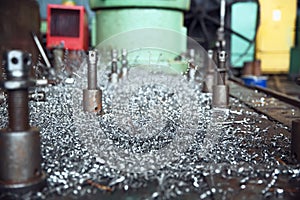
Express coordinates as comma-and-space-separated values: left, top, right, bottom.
0, 59, 300, 200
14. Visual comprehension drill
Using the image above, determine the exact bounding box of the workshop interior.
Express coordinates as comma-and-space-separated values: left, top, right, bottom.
0, 0, 300, 199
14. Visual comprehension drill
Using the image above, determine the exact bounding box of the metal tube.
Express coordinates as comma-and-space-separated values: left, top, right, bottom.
292, 119, 300, 162
7, 90, 29, 131
212, 85, 229, 108
83, 50, 103, 113
220, 0, 226, 31
32, 32, 51, 69
0, 128, 44, 187
217, 51, 227, 85
212, 50, 229, 108
88, 50, 98, 90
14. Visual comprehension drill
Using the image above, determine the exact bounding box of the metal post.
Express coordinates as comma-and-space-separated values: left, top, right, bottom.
216, 0, 226, 50
0, 50, 46, 193
212, 50, 229, 108
88, 51, 97, 90
83, 50, 103, 113
217, 51, 227, 85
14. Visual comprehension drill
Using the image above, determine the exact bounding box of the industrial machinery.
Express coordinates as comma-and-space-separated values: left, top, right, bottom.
212, 51, 229, 108
83, 50, 102, 113
0, 50, 46, 193
230, 1, 258, 68
0, 0, 40, 76
255, 0, 297, 73
47, 4, 89, 50
1, 0, 300, 200
0, 41, 300, 200
90, 0, 189, 46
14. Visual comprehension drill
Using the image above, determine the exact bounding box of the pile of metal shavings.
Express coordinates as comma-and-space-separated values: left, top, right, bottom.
75, 68, 210, 176
0, 70, 300, 200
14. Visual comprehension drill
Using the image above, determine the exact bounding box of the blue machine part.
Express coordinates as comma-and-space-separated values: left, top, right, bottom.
242, 75, 268, 88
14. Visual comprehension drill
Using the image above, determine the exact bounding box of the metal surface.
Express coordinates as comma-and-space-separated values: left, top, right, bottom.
2, 46, 300, 199
0, 128, 45, 191
1, 79, 297, 200
229, 79, 300, 128
7, 90, 30, 131
1, 59, 300, 199
3, 51, 31, 131
83, 89, 102, 113
83, 50, 102, 113
230, 76, 300, 106
0, 50, 45, 193
292, 120, 300, 162
216, 0, 226, 50
212, 85, 229, 108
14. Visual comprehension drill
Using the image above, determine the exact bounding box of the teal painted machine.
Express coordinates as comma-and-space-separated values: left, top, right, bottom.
89, 0, 191, 73
90, 0, 189, 45
230, 2, 258, 68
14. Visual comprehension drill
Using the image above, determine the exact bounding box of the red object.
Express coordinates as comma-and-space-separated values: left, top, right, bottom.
47, 4, 88, 50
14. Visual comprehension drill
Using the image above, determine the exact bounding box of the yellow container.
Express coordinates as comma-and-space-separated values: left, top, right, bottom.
255, 0, 297, 73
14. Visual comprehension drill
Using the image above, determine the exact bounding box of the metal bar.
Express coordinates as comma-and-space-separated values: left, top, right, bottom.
32, 32, 51, 69
88, 50, 98, 90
